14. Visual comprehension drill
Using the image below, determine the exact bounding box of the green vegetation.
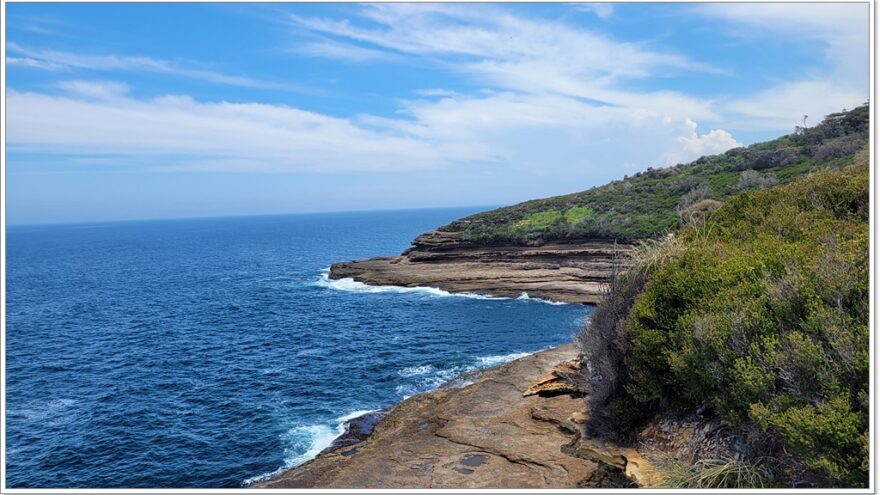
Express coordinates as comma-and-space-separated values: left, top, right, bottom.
656, 457, 770, 489
442, 105, 868, 244
579, 160, 869, 487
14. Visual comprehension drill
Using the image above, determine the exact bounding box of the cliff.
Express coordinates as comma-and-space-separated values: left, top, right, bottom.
330, 231, 629, 304
329, 105, 867, 304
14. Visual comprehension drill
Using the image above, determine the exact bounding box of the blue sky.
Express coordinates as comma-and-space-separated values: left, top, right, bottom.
6, 2, 870, 225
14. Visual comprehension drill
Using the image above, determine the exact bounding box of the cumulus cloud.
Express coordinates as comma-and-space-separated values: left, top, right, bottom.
664, 119, 741, 165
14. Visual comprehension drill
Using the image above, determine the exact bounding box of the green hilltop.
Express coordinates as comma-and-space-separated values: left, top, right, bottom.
441, 104, 868, 244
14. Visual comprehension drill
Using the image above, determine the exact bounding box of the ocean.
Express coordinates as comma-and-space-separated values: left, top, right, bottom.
5, 208, 593, 488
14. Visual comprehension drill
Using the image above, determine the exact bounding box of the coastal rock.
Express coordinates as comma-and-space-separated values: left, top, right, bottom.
330, 234, 630, 305
522, 357, 587, 397
318, 411, 386, 456
256, 346, 609, 489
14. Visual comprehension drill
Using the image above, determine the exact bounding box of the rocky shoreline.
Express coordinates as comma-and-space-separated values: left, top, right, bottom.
252, 232, 668, 488
255, 345, 666, 489
329, 231, 630, 304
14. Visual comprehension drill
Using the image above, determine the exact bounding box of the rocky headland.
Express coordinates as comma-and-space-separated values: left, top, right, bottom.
329, 230, 630, 304
257, 345, 661, 489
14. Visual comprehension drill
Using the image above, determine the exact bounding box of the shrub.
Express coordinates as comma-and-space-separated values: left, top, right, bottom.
580, 164, 869, 486
813, 136, 864, 163
735, 169, 778, 191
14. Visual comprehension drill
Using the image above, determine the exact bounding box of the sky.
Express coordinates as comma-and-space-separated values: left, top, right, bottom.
5, 2, 870, 225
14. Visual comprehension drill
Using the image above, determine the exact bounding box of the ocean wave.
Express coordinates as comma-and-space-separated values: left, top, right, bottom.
242, 409, 379, 486
312, 269, 510, 301
394, 348, 542, 399
398, 364, 435, 377
314, 269, 570, 305
515, 292, 569, 305
477, 351, 534, 366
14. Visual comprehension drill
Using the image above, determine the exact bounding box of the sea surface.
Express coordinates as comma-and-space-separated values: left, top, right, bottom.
6, 208, 593, 488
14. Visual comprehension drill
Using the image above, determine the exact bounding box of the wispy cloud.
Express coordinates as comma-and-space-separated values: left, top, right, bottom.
696, 3, 868, 129
289, 4, 719, 86
574, 3, 614, 20
296, 39, 401, 62
7, 43, 317, 93
8, 56, 68, 71
7, 4, 744, 179
6, 88, 489, 173
7, 3, 867, 187
8, 13, 70, 35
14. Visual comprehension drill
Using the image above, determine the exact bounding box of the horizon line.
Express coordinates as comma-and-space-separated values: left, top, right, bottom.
5, 203, 502, 229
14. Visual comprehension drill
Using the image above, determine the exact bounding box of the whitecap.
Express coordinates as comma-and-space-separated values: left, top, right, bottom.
242, 409, 380, 486
398, 364, 435, 377
312, 269, 508, 300
476, 351, 534, 367
516, 292, 569, 305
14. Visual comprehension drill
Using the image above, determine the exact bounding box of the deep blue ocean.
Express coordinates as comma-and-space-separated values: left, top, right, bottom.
6, 208, 592, 488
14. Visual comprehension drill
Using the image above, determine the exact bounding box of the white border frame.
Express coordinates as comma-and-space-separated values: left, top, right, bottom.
0, 1, 875, 493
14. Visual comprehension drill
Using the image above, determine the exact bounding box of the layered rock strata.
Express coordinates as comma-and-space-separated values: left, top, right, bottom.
258, 346, 604, 488
330, 231, 630, 304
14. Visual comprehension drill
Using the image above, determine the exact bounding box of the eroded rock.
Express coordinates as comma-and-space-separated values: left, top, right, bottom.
329, 235, 630, 305
256, 346, 604, 489
523, 357, 587, 397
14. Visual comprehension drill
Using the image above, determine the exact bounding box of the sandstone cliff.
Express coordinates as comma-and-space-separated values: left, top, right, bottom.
330, 231, 629, 304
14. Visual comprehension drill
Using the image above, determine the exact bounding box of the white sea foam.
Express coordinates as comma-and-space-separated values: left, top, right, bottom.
398, 364, 435, 377
477, 351, 534, 366
516, 292, 569, 305
313, 269, 508, 301
393, 349, 541, 399
314, 269, 570, 305
242, 409, 379, 486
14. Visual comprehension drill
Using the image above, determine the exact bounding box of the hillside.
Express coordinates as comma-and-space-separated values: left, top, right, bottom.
578, 158, 869, 487
440, 105, 868, 244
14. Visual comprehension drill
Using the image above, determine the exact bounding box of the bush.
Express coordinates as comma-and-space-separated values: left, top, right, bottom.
735, 169, 778, 191
813, 136, 864, 163
580, 164, 869, 487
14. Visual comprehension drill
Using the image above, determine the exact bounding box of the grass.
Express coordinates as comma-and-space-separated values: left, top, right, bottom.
656, 458, 770, 489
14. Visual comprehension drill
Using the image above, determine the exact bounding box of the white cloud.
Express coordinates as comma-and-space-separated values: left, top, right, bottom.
7, 56, 68, 71
725, 80, 866, 132
575, 3, 614, 20
7, 4, 742, 182
296, 39, 398, 62
697, 3, 868, 129
288, 4, 718, 87
7, 43, 313, 92
5, 89, 488, 173
665, 119, 740, 165
7, 84, 736, 182
56, 80, 130, 100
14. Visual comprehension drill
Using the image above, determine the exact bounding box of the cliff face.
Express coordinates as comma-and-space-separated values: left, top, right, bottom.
329, 231, 629, 304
